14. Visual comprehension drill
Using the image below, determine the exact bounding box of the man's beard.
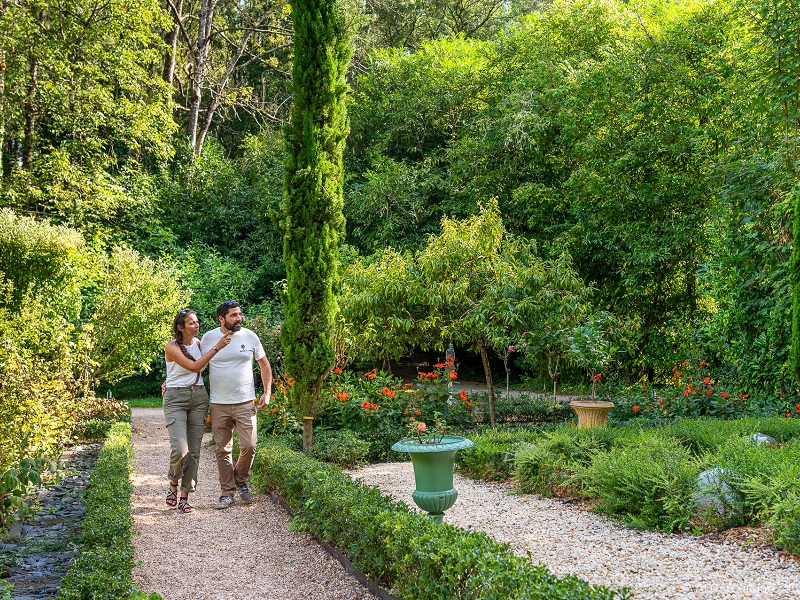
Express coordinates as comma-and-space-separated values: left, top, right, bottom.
224, 320, 242, 333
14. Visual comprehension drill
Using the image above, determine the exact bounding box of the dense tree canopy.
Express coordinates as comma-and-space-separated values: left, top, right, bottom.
0, 0, 799, 406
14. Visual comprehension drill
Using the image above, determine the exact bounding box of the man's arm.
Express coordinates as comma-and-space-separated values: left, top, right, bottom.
256, 355, 272, 409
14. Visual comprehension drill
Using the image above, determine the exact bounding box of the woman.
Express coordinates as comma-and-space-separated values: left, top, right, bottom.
163, 308, 231, 513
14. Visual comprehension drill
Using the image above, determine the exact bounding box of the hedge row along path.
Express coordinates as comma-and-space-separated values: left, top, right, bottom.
351, 465, 800, 600
130, 407, 372, 600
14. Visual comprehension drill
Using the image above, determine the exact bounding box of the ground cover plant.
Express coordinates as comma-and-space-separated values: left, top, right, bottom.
498, 416, 800, 555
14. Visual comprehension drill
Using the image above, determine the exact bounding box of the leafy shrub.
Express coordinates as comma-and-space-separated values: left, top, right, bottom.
0, 457, 58, 534
583, 433, 698, 532
251, 439, 628, 600
457, 427, 540, 481
512, 427, 618, 496
57, 422, 136, 599
472, 393, 573, 425
308, 429, 370, 467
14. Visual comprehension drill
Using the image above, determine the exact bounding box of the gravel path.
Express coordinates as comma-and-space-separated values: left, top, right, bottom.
131, 407, 371, 600
349, 463, 800, 600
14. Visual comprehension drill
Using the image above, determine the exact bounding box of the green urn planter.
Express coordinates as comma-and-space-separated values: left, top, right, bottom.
391, 435, 474, 524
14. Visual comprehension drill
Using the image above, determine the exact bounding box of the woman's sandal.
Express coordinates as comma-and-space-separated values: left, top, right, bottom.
166, 482, 178, 507
178, 497, 194, 513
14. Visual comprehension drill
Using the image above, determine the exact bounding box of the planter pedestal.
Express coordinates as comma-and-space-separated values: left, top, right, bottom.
391, 435, 474, 524
570, 400, 614, 429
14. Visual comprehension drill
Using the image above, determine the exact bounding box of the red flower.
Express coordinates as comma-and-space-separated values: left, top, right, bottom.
681, 361, 688, 366
449, 371, 458, 380
699, 360, 707, 366
703, 377, 711, 385
658, 399, 664, 408
787, 412, 792, 418
720, 392, 730, 399
459, 391, 468, 401
361, 401, 370, 409
632, 405, 640, 413
707, 389, 713, 395
205, 416, 211, 425
796, 404, 800, 414
333, 367, 342, 374
684, 389, 690, 396
593, 373, 602, 382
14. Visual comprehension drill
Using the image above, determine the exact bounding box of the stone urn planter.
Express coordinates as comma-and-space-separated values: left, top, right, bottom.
569, 400, 615, 429
391, 435, 474, 524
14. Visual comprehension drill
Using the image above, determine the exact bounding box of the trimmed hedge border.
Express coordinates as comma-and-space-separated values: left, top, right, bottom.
251, 438, 629, 600
56, 422, 146, 600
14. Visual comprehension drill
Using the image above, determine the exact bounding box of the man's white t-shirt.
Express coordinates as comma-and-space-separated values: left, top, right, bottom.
201, 327, 266, 404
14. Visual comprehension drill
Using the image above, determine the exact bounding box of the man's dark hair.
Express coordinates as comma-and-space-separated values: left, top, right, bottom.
216, 300, 240, 319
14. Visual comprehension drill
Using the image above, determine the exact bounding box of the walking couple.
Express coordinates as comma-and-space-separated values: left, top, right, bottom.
161, 300, 272, 513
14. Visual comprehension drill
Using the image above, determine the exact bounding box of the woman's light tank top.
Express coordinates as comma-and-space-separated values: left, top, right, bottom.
165, 340, 204, 387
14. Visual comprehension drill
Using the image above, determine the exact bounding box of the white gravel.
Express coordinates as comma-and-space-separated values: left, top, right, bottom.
131, 407, 372, 600
349, 462, 800, 600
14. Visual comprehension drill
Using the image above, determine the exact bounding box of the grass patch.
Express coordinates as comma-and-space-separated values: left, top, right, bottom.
126, 396, 162, 408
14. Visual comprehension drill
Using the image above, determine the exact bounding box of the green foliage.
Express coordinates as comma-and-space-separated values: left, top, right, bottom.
250, 438, 628, 600
583, 432, 698, 532
281, 0, 354, 421
470, 393, 574, 425
81, 247, 188, 384
308, 429, 370, 467
57, 422, 137, 599
456, 427, 541, 481
0, 457, 58, 535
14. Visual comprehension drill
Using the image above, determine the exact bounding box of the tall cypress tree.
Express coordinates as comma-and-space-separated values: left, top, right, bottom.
281, 0, 354, 448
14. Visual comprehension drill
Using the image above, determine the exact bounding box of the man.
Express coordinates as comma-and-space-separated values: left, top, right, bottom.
201, 300, 272, 509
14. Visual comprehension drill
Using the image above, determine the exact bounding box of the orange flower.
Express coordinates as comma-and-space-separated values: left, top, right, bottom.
404, 383, 413, 388
333, 367, 342, 374
434, 363, 445, 369
787, 412, 792, 418
429, 373, 439, 380
371, 403, 378, 410
796, 404, 800, 414
417, 422, 427, 432
681, 361, 688, 366
365, 371, 377, 380
334, 392, 348, 402
287, 377, 295, 386
699, 360, 707, 366
593, 373, 602, 382
205, 416, 211, 425
466, 401, 472, 407
449, 371, 458, 380
707, 389, 713, 395
445, 356, 454, 367
632, 405, 640, 413
684, 389, 690, 396
703, 377, 711, 384
720, 392, 730, 399
415, 409, 421, 415
361, 401, 370, 409
658, 399, 664, 408
459, 391, 468, 401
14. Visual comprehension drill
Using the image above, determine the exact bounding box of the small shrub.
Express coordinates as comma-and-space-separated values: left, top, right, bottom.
308, 429, 370, 467
584, 432, 698, 532
457, 428, 540, 481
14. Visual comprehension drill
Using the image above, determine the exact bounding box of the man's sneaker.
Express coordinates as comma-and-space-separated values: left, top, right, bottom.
214, 495, 235, 510
237, 482, 254, 505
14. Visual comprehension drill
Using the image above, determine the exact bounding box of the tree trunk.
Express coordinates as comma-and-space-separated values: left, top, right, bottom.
187, 0, 216, 152
162, 0, 183, 85
479, 341, 496, 427
194, 22, 256, 155
302, 416, 313, 451
22, 54, 38, 171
